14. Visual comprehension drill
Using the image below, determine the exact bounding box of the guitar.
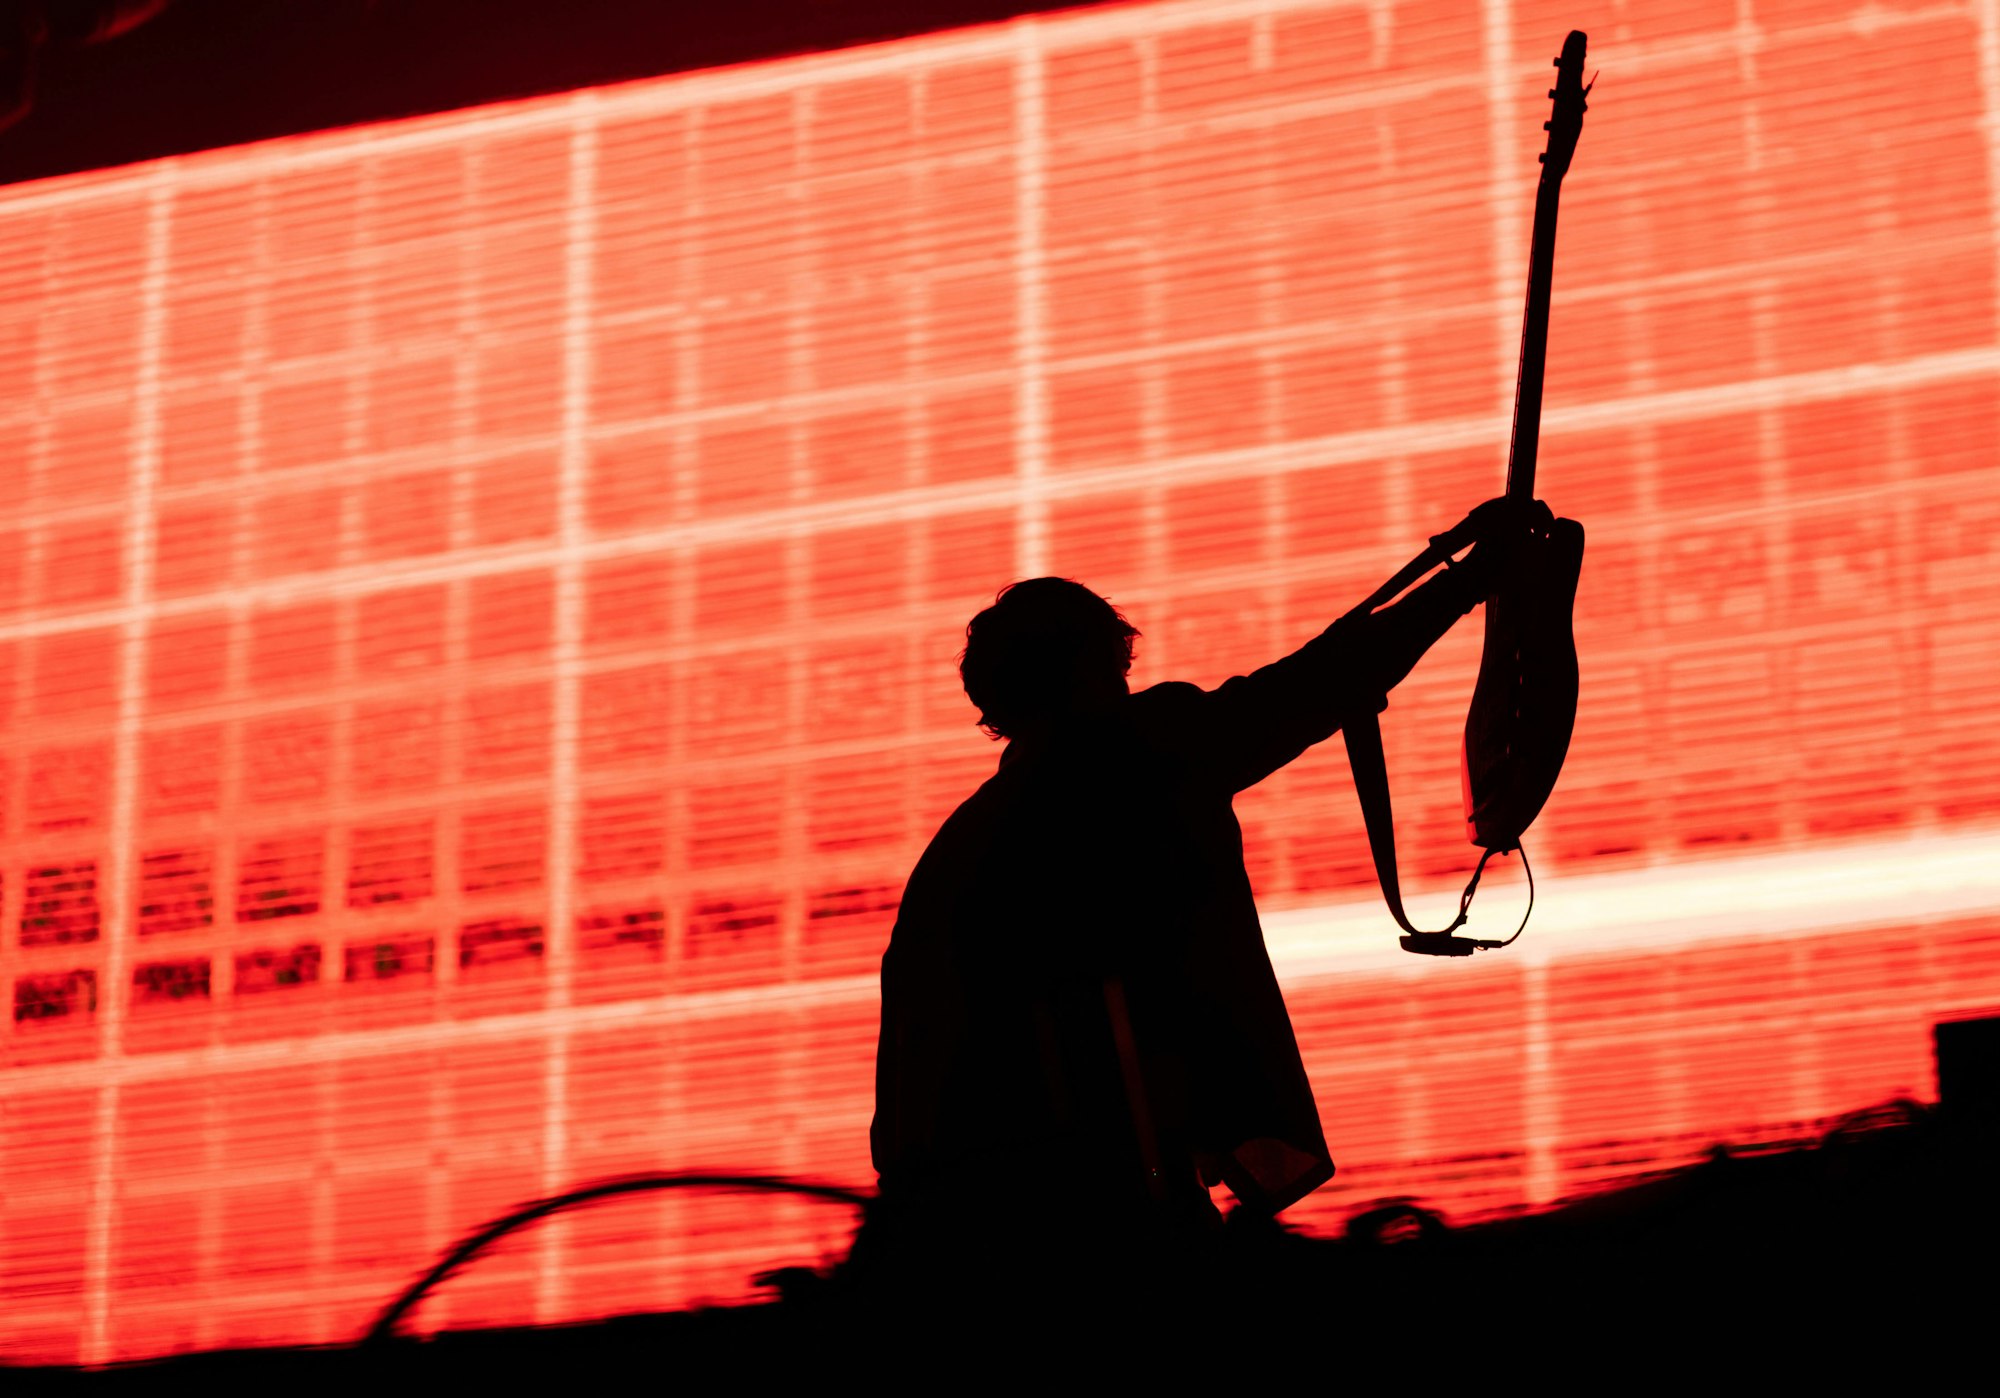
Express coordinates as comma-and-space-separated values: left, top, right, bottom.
1339, 32, 1590, 956
1459, 32, 1590, 861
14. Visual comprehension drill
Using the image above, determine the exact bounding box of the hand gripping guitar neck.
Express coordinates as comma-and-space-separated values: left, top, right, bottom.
1343, 31, 1591, 957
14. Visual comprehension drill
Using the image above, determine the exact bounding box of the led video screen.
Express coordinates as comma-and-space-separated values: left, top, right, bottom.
1, 0, 1997, 1363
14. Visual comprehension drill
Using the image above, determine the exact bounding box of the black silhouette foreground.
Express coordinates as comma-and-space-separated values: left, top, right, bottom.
860, 501, 1545, 1312
53, 1092, 1995, 1384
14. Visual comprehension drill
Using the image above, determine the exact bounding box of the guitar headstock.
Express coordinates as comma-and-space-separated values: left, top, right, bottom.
1540, 30, 1591, 181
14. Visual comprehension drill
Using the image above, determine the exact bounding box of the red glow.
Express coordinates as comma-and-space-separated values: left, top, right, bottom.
2, 0, 1998, 1364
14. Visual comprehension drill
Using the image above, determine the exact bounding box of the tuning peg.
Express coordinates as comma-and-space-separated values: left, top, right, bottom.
1552, 57, 1560, 66
1548, 88, 1557, 98
1543, 120, 1552, 130
1537, 152, 1545, 163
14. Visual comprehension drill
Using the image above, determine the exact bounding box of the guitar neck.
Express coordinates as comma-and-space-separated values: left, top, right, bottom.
1504, 172, 1565, 502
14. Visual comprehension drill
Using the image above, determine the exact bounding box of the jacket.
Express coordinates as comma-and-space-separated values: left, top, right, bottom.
871, 563, 1483, 1217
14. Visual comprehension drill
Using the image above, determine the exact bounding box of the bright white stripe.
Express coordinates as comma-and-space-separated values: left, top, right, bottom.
1263, 822, 2000, 981
5, 824, 1994, 1102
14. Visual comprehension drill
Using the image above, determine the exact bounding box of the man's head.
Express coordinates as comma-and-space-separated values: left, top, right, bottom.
959, 578, 1139, 741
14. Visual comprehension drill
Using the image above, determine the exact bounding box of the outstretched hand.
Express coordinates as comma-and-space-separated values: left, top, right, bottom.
1439, 495, 1555, 585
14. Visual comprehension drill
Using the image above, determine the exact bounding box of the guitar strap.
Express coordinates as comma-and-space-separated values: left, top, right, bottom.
1341, 708, 1503, 949
1336, 535, 1527, 955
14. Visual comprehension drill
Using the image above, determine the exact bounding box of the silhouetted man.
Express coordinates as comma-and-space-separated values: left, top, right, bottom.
867, 497, 1536, 1292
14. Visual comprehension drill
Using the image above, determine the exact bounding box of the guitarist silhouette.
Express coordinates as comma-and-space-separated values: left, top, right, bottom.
864, 498, 1544, 1305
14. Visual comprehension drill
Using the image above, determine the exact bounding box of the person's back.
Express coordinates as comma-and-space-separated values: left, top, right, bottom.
875, 689, 1239, 1212
866, 691, 1262, 1312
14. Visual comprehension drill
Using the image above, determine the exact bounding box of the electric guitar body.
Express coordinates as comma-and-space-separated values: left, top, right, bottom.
1462, 514, 1584, 851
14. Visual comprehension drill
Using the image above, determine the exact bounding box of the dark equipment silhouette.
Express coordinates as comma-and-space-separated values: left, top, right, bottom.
362, 1172, 870, 1343
193, 1077, 1983, 1382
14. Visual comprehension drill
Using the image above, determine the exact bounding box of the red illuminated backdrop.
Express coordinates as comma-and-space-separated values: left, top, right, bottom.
2, 0, 1998, 1365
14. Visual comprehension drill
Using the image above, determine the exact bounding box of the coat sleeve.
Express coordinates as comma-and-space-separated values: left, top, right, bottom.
1144, 563, 1487, 794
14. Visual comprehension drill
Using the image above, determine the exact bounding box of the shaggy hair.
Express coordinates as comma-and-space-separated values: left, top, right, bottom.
959, 578, 1140, 741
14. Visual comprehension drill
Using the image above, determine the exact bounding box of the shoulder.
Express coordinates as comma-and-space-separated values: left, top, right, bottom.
1129, 680, 1206, 710
1118, 682, 1226, 784
897, 771, 997, 905
1125, 680, 1208, 733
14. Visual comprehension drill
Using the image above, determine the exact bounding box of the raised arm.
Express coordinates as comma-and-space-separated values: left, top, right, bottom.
1149, 498, 1542, 793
